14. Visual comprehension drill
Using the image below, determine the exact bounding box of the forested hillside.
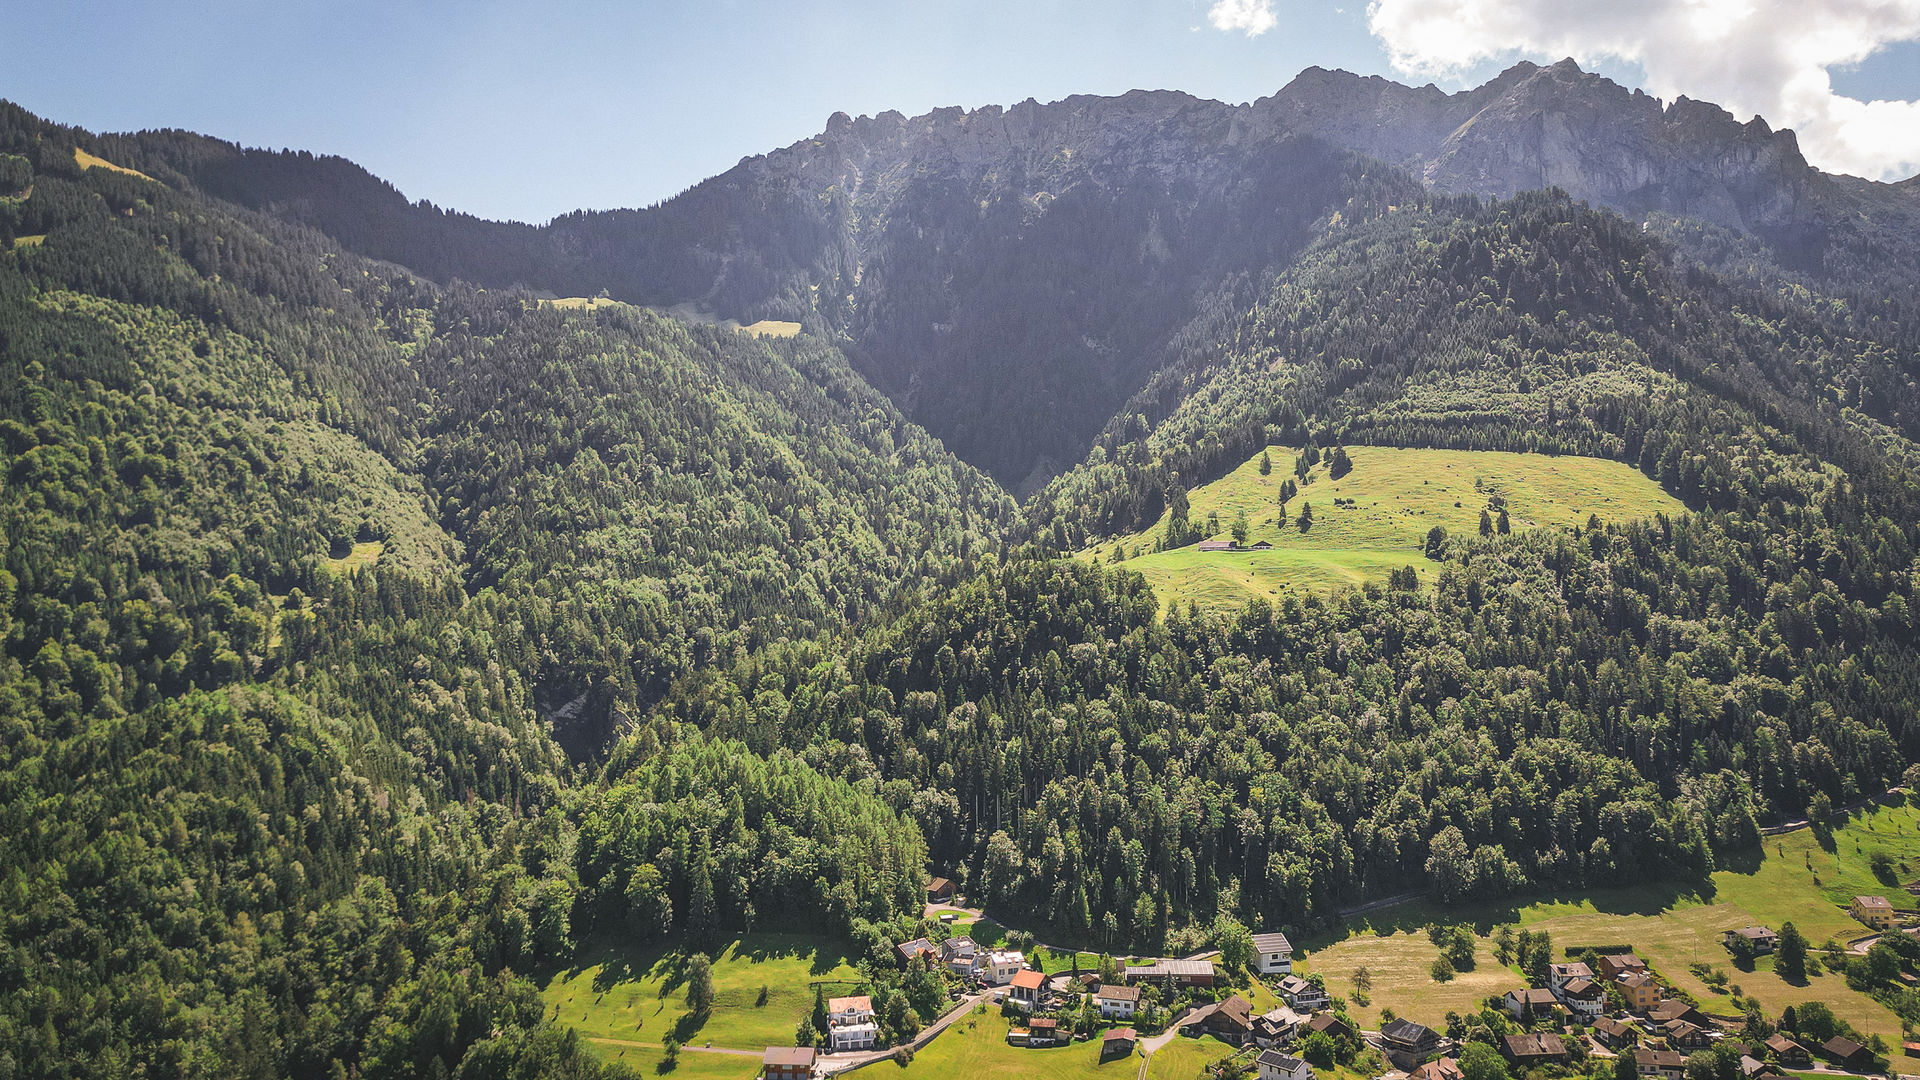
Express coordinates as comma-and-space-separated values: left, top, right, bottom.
0, 101, 993, 1077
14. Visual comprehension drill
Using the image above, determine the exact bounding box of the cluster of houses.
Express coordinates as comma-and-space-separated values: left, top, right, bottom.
1483, 947, 1882, 1078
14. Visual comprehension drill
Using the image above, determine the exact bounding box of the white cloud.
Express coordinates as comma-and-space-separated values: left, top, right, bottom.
1210, 0, 1279, 36
1364, 0, 1920, 180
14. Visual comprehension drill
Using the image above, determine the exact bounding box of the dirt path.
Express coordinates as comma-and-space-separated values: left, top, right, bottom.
1761, 787, 1904, 836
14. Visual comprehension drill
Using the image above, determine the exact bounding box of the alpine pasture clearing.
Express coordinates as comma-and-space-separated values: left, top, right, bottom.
73, 146, 153, 181
1300, 800, 1920, 1046
1088, 445, 1683, 610
323, 540, 383, 576
546, 933, 863, 1058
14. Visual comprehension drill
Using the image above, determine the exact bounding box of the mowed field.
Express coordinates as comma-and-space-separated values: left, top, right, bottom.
1299, 801, 1920, 1044
544, 932, 862, 1064
1085, 445, 1684, 610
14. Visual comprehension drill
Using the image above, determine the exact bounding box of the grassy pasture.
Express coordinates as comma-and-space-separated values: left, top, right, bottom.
73, 147, 153, 181
1086, 445, 1683, 610
900, 1006, 1141, 1079
11, 234, 44, 249
323, 540, 383, 576
1299, 800, 1920, 1045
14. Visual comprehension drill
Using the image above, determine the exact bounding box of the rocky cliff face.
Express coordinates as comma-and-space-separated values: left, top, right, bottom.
1252, 59, 1823, 234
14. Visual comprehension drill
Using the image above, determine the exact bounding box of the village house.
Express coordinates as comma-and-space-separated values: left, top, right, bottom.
761, 1045, 817, 1080
894, 937, 936, 966
1305, 1014, 1355, 1041
1253, 931, 1295, 975
925, 877, 955, 903
1548, 962, 1594, 994
1764, 1034, 1812, 1068
1663, 1020, 1714, 1051
1592, 1017, 1635, 1049
1276, 974, 1330, 1012
1723, 926, 1779, 954
1095, 983, 1141, 1020
1258, 1050, 1314, 1080
1559, 977, 1605, 1020
940, 936, 978, 979
1598, 953, 1649, 980
1411, 1057, 1464, 1080
1007, 968, 1046, 1011
1381, 1018, 1443, 1068
983, 949, 1026, 986
1025, 1017, 1060, 1046
1503, 987, 1561, 1022
1638, 1050, 1688, 1080
1502, 1033, 1569, 1067
1183, 995, 1255, 1046
825, 995, 878, 1052
1852, 895, 1897, 930
1102, 1027, 1138, 1062
1197, 539, 1237, 552
1250, 540, 1275, 551
1740, 1055, 1780, 1080
1822, 1036, 1874, 1070
1647, 1000, 1707, 1028
1125, 958, 1217, 989
1253, 1006, 1304, 1048
1618, 972, 1662, 1013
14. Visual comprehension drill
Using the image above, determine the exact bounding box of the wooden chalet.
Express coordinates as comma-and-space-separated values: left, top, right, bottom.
1502, 1033, 1568, 1067
1764, 1034, 1811, 1068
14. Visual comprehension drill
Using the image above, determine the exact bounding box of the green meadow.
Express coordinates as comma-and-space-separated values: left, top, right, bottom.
1087, 445, 1684, 610
1300, 800, 1920, 1046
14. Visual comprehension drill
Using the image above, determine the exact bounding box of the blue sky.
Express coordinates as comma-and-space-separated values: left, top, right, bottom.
5, 0, 1917, 222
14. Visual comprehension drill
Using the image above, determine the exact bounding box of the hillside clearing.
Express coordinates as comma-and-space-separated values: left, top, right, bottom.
1301, 800, 1920, 1046
545, 933, 862, 1057
1086, 445, 1683, 609
73, 146, 153, 181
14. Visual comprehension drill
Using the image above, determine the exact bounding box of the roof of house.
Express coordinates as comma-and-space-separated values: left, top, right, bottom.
1664, 1020, 1702, 1039
943, 936, 977, 954
1307, 1014, 1352, 1034
1594, 1018, 1632, 1037
926, 876, 953, 891
1728, 925, 1778, 939
1010, 969, 1046, 990
1258, 1051, 1309, 1071
1740, 1056, 1777, 1078
1187, 995, 1254, 1031
828, 995, 872, 1012
1648, 1000, 1696, 1022
1508, 987, 1558, 1006
1562, 977, 1601, 998
1028, 1017, 1058, 1030
1504, 1033, 1568, 1059
1382, 1017, 1435, 1044
1640, 1051, 1686, 1067
1412, 1057, 1463, 1080
1127, 959, 1216, 978
1856, 895, 1894, 909
1105, 1027, 1138, 1042
896, 937, 934, 956
1765, 1035, 1806, 1054
1620, 971, 1656, 988
1823, 1036, 1867, 1059
1551, 962, 1594, 979
1252, 931, 1295, 954
1096, 984, 1142, 1002
763, 1046, 817, 1066
1602, 953, 1648, 968
1197, 540, 1234, 551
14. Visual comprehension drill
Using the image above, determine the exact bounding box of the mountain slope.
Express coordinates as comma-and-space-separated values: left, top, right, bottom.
96, 63, 1920, 489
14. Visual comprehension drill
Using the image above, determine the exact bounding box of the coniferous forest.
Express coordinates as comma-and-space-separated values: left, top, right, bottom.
2, 49, 1919, 1080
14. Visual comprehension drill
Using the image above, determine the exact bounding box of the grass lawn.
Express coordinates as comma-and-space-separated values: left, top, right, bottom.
1084, 445, 1683, 610
1145, 1032, 1242, 1080
323, 540, 383, 576
576, 1040, 756, 1079
1300, 801, 1920, 1044
899, 1006, 1141, 1079
10, 234, 44, 249
544, 933, 862, 1056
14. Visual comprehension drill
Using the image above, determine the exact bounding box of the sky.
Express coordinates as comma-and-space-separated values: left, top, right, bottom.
4, 0, 1918, 223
